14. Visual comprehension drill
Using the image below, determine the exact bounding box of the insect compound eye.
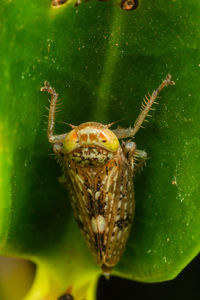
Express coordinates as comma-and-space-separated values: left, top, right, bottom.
99, 132, 107, 143
63, 130, 79, 153
99, 129, 120, 152
121, 0, 139, 11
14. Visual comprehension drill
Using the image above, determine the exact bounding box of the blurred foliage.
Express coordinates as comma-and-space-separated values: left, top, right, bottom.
0, 257, 35, 300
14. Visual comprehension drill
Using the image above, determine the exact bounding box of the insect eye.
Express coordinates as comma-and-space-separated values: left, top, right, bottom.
71, 131, 78, 141
99, 129, 120, 151
63, 130, 79, 153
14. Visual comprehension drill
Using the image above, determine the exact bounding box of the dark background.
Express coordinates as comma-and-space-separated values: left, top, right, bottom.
97, 253, 200, 300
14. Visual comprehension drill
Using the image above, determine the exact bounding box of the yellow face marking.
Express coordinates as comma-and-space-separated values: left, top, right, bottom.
99, 129, 119, 152
63, 130, 78, 153
63, 126, 120, 153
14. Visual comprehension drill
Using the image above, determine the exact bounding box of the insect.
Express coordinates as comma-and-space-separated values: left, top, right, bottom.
40, 74, 175, 276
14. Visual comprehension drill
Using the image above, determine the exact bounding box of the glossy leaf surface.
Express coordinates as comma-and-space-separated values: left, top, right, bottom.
0, 0, 199, 299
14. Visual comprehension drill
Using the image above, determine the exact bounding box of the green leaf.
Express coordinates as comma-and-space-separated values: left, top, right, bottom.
0, 0, 200, 298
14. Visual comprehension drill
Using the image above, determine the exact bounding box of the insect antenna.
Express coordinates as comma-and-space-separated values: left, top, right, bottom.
107, 118, 127, 128
57, 121, 76, 128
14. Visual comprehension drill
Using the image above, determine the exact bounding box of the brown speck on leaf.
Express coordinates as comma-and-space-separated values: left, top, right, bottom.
121, 0, 138, 11
52, 0, 67, 7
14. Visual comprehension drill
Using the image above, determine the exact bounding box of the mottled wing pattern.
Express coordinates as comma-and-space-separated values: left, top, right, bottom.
96, 155, 135, 268
63, 152, 135, 269
63, 163, 97, 251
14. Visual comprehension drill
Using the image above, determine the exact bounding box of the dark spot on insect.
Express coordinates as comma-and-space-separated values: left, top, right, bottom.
98, 234, 105, 258
100, 234, 106, 252
87, 193, 95, 218
97, 177, 102, 190
52, 0, 68, 7
115, 220, 123, 230
121, 0, 138, 11
83, 179, 90, 189
97, 200, 105, 216
102, 140, 107, 143
94, 233, 105, 256
99, 234, 104, 243
115, 217, 130, 229
102, 244, 106, 252
94, 234, 98, 250
106, 166, 108, 176
99, 251, 103, 260
57, 293, 74, 300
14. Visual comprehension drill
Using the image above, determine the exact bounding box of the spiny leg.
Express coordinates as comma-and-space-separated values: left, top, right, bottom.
134, 149, 148, 175
40, 81, 67, 143
113, 74, 175, 139
122, 141, 147, 174
122, 141, 136, 171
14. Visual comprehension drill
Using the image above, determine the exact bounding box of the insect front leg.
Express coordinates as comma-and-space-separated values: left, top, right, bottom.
122, 141, 136, 170
113, 74, 175, 139
122, 141, 147, 174
40, 81, 67, 144
134, 149, 148, 175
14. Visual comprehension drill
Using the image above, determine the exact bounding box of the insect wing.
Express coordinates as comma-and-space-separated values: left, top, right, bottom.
97, 156, 135, 267
64, 153, 135, 268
